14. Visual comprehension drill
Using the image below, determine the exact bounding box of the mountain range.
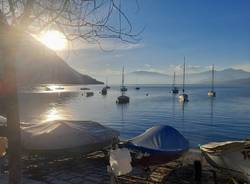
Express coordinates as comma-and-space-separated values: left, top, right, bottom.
106, 68, 250, 85
15, 35, 102, 86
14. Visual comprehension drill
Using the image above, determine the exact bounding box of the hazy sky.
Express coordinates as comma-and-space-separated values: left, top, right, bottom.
59, 0, 250, 79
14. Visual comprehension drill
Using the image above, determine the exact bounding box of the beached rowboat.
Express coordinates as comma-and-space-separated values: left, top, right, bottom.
200, 140, 250, 183
21, 120, 119, 155
122, 125, 189, 166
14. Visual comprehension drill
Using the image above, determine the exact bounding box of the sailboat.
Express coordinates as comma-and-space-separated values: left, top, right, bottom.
101, 87, 107, 95
178, 57, 189, 102
135, 75, 140, 90
208, 64, 216, 97
171, 72, 179, 94
120, 67, 127, 92
106, 77, 111, 89
117, 67, 129, 104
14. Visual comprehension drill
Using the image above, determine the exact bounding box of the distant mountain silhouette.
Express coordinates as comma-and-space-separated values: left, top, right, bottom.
117, 68, 250, 84
192, 68, 250, 83
15, 35, 103, 86
131, 71, 168, 77
221, 77, 250, 85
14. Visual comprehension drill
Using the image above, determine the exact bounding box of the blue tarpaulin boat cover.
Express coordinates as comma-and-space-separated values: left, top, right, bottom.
124, 125, 189, 165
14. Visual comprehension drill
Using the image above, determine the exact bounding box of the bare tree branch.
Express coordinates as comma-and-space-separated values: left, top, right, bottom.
0, 0, 142, 43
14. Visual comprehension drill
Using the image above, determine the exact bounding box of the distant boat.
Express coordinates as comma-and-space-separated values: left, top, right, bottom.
80, 87, 90, 91
178, 57, 189, 102
120, 67, 128, 92
85, 91, 94, 97
55, 87, 64, 90
135, 75, 140, 90
117, 67, 129, 103
101, 87, 107, 95
45, 86, 52, 91
200, 140, 250, 183
105, 77, 111, 89
171, 72, 179, 94
208, 64, 216, 97
116, 95, 130, 104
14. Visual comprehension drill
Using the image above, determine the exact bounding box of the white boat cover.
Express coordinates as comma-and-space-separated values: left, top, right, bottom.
21, 120, 119, 153
201, 140, 250, 182
110, 148, 132, 176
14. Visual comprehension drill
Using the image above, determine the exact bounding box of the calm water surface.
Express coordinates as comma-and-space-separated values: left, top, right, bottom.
17, 85, 250, 147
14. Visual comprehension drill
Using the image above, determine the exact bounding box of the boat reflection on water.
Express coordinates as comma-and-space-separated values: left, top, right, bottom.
181, 102, 185, 132
116, 103, 129, 135
172, 95, 176, 123
210, 97, 215, 125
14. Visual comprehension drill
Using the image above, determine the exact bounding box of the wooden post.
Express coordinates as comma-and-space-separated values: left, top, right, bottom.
0, 127, 7, 137
0, 26, 22, 184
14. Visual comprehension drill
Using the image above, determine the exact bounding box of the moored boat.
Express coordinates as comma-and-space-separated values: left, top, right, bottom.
179, 57, 189, 102
120, 67, 128, 92
200, 140, 250, 183
85, 91, 94, 97
80, 87, 90, 91
171, 72, 179, 94
116, 95, 129, 104
208, 64, 216, 97
101, 87, 107, 95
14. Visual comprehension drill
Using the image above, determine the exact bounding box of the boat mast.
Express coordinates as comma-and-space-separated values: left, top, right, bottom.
211, 64, 214, 91
122, 66, 124, 87
182, 57, 186, 93
173, 72, 176, 89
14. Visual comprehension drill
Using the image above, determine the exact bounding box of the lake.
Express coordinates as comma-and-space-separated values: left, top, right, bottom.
15, 84, 250, 147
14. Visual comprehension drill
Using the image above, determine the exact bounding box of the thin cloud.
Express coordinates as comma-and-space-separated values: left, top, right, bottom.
232, 63, 250, 72
64, 39, 144, 51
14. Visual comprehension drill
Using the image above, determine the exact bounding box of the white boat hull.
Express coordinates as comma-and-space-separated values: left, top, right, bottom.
178, 93, 188, 102
201, 141, 250, 183
208, 90, 216, 97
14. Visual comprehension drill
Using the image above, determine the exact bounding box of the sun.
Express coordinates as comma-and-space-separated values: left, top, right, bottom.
39, 30, 67, 50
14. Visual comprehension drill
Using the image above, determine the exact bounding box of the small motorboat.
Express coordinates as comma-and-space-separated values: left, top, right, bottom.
55, 87, 64, 90
101, 87, 107, 95
44, 86, 53, 91
172, 87, 179, 94
85, 91, 94, 97
200, 140, 250, 183
135, 87, 140, 90
120, 86, 127, 92
116, 95, 129, 104
80, 87, 90, 91
121, 125, 189, 166
21, 120, 119, 155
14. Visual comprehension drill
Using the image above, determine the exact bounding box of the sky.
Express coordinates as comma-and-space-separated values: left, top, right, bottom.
58, 0, 250, 81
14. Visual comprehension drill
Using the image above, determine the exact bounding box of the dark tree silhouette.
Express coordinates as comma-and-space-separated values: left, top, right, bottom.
0, 1, 140, 183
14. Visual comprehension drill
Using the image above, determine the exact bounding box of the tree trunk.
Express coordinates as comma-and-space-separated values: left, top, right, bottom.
0, 25, 22, 184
